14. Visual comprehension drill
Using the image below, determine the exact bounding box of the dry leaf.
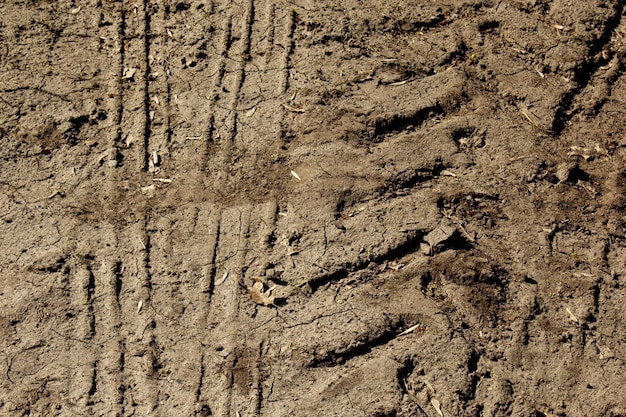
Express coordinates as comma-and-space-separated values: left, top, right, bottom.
248, 281, 276, 307
246, 107, 257, 117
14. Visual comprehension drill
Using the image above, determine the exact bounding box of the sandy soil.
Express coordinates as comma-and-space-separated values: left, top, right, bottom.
1, 0, 626, 416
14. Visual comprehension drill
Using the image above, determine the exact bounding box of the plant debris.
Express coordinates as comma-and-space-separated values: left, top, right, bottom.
248, 277, 277, 307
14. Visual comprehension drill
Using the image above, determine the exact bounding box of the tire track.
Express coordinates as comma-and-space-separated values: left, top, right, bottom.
92, 259, 124, 416
159, 1, 222, 173
66, 265, 96, 415
159, 3, 234, 189
203, 9, 233, 173
278, 9, 296, 96
237, 2, 291, 151
92, 0, 159, 413
119, 0, 151, 171
145, 3, 172, 176
70, 1, 127, 414
200, 205, 253, 417
117, 222, 159, 415
224, 2, 294, 202
224, 0, 254, 147
193, 206, 223, 415
143, 204, 221, 415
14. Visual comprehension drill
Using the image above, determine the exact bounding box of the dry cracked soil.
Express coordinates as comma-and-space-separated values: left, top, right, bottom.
1, 0, 626, 416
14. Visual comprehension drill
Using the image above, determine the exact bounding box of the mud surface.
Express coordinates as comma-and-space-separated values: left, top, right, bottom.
1, 1, 626, 416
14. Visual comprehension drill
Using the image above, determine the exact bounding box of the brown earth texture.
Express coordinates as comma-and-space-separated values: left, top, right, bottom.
2, 0, 626, 416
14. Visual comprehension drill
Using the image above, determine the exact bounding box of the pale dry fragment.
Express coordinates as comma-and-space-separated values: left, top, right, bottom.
246, 107, 257, 117
70, 6, 81, 14
520, 109, 540, 128
389, 80, 408, 86
98, 150, 112, 163
216, 271, 229, 286
568, 144, 609, 161
568, 146, 592, 160
440, 169, 457, 177
282, 103, 305, 113
48, 191, 64, 199
149, 110, 155, 120
398, 323, 424, 336
137, 300, 143, 313
122, 67, 137, 80
152, 96, 159, 105
152, 150, 159, 166
290, 170, 301, 181
431, 398, 444, 417
594, 142, 609, 157
107, 159, 118, 168
565, 306, 579, 324
153, 178, 172, 183
137, 235, 147, 250
550, 23, 565, 30
166, 28, 173, 38
278, 212, 288, 217
140, 184, 156, 197
389, 260, 405, 271
578, 180, 598, 197
556, 162, 577, 183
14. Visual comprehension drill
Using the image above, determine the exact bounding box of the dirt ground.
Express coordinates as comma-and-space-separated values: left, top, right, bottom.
1, 0, 626, 416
